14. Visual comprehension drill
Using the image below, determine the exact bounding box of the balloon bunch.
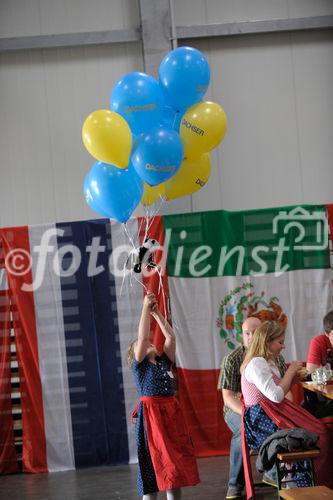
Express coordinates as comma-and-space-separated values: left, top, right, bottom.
82, 46, 228, 223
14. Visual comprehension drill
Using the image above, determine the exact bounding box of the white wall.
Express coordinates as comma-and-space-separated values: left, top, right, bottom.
184, 29, 333, 213
175, 0, 333, 212
0, 0, 143, 227
0, 0, 332, 227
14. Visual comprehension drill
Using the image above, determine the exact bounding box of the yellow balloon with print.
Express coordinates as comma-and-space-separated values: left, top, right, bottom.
180, 101, 227, 158
164, 153, 211, 200
141, 182, 165, 206
82, 109, 132, 168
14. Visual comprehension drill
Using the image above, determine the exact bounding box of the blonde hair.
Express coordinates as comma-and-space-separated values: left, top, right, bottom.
127, 340, 137, 368
242, 320, 285, 369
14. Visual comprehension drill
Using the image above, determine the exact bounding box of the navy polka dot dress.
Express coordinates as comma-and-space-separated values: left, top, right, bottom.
132, 353, 174, 495
244, 403, 279, 450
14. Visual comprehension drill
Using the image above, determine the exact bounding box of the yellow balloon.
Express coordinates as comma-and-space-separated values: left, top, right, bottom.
141, 183, 165, 206
164, 154, 211, 200
180, 101, 227, 158
82, 109, 132, 168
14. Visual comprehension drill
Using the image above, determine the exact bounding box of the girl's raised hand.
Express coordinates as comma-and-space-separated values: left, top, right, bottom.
144, 291, 157, 311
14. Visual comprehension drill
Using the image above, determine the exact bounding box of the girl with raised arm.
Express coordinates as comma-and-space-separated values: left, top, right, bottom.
128, 291, 200, 500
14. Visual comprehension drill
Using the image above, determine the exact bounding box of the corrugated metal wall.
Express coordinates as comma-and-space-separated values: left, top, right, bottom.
0, 0, 140, 36
0, 0, 332, 226
175, 0, 333, 24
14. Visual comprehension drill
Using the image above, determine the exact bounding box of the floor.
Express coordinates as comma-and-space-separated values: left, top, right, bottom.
0, 456, 279, 500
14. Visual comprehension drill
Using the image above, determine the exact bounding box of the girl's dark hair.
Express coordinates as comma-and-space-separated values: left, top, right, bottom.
323, 310, 333, 333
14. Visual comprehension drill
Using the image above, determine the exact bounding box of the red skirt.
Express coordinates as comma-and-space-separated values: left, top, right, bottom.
140, 395, 200, 491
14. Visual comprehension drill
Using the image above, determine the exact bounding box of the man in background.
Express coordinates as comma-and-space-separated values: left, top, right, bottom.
305, 310, 333, 417
306, 310, 333, 373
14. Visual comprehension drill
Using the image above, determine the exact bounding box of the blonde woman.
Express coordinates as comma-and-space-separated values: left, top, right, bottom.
128, 291, 200, 500
240, 321, 330, 499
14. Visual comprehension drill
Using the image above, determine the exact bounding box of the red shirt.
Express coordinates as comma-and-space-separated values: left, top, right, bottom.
307, 334, 332, 366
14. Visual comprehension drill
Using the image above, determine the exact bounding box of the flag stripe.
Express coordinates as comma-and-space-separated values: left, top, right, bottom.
56, 220, 129, 467
0, 226, 48, 472
326, 204, 333, 250
29, 223, 75, 472
170, 268, 332, 370
177, 368, 230, 457
163, 205, 330, 277
87, 220, 130, 464
0, 270, 7, 291
0, 288, 19, 473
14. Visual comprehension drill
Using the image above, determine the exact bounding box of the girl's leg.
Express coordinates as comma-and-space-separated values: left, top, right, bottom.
166, 489, 181, 500
143, 494, 158, 500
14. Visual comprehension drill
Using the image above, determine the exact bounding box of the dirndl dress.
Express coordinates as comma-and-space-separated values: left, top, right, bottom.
241, 366, 331, 500
131, 353, 200, 495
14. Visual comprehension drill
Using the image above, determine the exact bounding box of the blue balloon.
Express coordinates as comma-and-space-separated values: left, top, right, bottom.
83, 173, 110, 218
84, 161, 143, 223
159, 46, 210, 111
111, 72, 164, 135
131, 128, 184, 186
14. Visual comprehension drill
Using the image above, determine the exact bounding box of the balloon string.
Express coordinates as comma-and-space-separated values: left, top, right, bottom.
143, 206, 150, 243
135, 215, 145, 247
153, 194, 166, 218
122, 222, 136, 249
132, 271, 148, 292
142, 195, 166, 240
156, 266, 167, 320
119, 259, 128, 297
121, 222, 148, 295
121, 200, 167, 306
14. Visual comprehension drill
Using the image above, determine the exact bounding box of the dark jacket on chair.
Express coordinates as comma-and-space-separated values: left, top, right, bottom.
256, 428, 319, 473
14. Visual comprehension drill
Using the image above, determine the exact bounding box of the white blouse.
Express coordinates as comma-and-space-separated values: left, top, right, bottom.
244, 357, 285, 403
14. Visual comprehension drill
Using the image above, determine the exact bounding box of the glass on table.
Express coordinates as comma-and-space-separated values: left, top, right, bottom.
311, 368, 324, 384
322, 369, 328, 386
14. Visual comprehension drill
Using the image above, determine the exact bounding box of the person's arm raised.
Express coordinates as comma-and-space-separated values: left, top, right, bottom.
151, 308, 176, 363
134, 292, 156, 363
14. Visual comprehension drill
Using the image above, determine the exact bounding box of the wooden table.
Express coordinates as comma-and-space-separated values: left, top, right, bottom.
301, 381, 333, 400
279, 485, 333, 499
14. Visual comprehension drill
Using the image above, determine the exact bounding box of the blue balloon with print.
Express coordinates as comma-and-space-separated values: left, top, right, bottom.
159, 46, 210, 112
110, 72, 164, 135
131, 128, 184, 186
84, 161, 143, 223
